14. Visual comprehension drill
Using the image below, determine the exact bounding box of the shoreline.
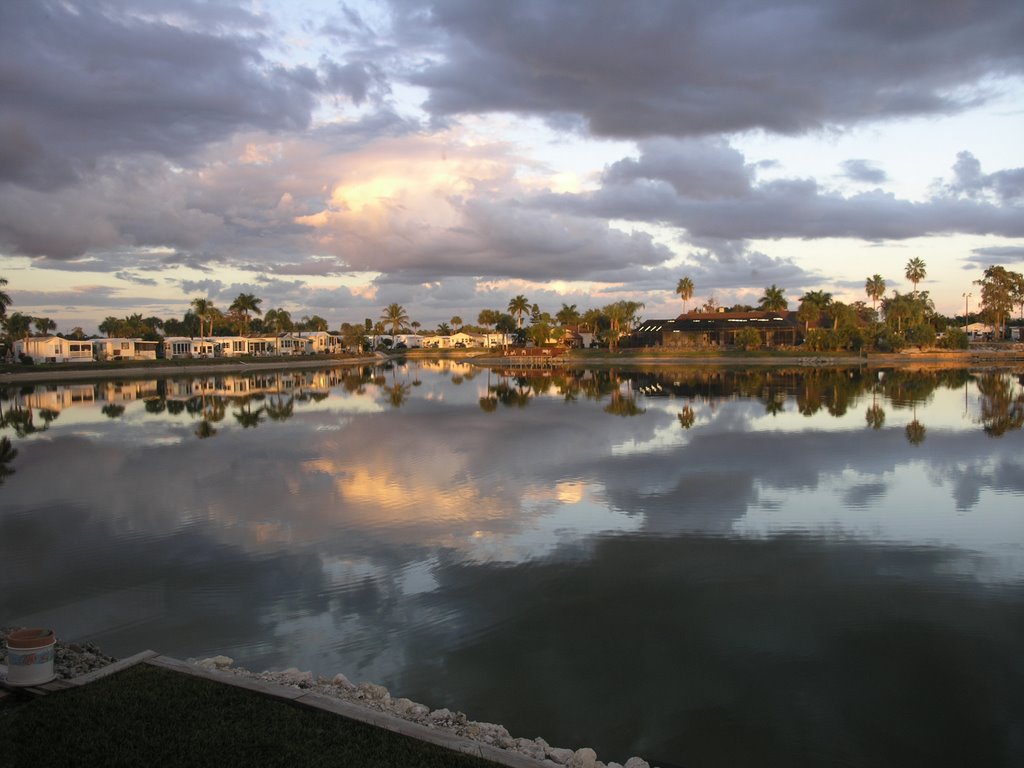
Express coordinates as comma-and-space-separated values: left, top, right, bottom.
2, 347, 1023, 385
1, 628, 653, 768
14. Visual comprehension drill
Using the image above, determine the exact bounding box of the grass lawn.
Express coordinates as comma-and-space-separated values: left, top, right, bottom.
0, 664, 502, 768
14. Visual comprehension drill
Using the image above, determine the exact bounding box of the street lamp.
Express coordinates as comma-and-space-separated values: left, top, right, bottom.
962, 292, 972, 330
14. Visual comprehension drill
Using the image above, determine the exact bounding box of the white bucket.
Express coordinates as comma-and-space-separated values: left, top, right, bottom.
4, 628, 57, 686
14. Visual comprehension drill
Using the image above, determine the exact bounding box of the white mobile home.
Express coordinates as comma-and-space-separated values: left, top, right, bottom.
14, 336, 94, 364
299, 331, 342, 354
162, 337, 216, 359
93, 338, 159, 361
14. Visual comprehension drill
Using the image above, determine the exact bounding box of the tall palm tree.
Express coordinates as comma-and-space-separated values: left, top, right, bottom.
508, 295, 530, 329
758, 285, 788, 312
450, 316, 463, 331
675, 277, 695, 314
0, 277, 11, 318
381, 303, 409, 336
229, 293, 263, 334
905, 258, 927, 294
190, 297, 216, 337
865, 274, 886, 314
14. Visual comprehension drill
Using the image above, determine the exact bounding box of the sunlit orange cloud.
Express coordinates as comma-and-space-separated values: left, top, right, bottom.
293, 133, 518, 228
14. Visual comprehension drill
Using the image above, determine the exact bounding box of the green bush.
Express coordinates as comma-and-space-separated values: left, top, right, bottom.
734, 326, 762, 351
938, 326, 969, 349
905, 323, 936, 347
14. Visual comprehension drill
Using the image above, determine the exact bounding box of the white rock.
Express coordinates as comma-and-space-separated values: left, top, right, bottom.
568, 747, 599, 768
536, 737, 550, 748
514, 741, 547, 761
407, 703, 430, 720
547, 746, 575, 764
606, 763, 624, 768
429, 707, 455, 724
280, 667, 313, 684
357, 682, 389, 700
331, 672, 355, 689
624, 759, 650, 768
197, 655, 233, 669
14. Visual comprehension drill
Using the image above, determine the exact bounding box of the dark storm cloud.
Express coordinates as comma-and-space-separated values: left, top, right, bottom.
841, 159, 888, 184
396, 0, 1024, 137
540, 140, 1024, 242
0, 0, 322, 190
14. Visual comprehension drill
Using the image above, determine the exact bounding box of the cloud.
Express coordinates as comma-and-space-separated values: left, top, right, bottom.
0, 0, 328, 191
397, 0, 1024, 138
948, 151, 1024, 204
841, 160, 888, 184
540, 139, 1024, 243
962, 245, 1024, 268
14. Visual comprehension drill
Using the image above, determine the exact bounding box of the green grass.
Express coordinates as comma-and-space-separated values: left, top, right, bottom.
0, 665, 501, 768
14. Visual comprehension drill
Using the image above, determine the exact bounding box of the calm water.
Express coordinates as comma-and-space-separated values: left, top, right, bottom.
2, 362, 1023, 767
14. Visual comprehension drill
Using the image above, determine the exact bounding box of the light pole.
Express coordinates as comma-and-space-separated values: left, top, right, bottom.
962, 292, 972, 330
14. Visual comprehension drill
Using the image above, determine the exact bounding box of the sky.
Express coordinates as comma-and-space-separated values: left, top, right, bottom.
1, 0, 1023, 334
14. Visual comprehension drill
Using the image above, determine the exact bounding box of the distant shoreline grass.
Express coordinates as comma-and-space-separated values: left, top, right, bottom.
1, 664, 501, 768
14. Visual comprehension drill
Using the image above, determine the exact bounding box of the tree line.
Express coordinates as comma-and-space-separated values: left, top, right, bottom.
2, 258, 1024, 353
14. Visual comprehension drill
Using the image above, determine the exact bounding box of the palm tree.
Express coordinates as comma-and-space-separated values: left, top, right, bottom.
555, 303, 581, 327
675, 277, 695, 314
190, 298, 216, 337
450, 316, 463, 331
4, 312, 32, 345
229, 293, 263, 334
0, 277, 11, 318
865, 275, 886, 314
436, 321, 452, 335
33, 317, 56, 336
508, 295, 530, 329
477, 309, 499, 330
264, 308, 293, 334
758, 284, 788, 312
798, 290, 832, 332
905, 258, 927, 295
380, 303, 409, 336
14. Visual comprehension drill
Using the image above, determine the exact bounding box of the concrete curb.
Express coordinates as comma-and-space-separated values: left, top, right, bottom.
65, 653, 553, 768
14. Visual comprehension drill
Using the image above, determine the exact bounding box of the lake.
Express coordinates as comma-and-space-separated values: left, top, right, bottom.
2, 361, 1023, 768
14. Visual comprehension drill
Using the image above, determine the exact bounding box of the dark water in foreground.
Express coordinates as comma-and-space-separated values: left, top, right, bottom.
2, 363, 1023, 767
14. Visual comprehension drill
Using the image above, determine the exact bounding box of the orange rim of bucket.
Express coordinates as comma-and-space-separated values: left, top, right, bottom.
6, 629, 56, 649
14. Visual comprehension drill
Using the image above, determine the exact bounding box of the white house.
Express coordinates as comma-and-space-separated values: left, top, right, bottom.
212, 337, 249, 357
162, 337, 216, 359
298, 331, 342, 354
479, 332, 515, 348
963, 322, 996, 339
93, 338, 159, 361
393, 334, 423, 349
14, 336, 94, 364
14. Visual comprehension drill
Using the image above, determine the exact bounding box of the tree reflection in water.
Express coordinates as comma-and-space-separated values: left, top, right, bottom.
977, 372, 1024, 437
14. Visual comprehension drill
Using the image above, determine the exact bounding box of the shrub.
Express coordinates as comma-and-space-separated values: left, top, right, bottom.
937, 326, 969, 349
734, 327, 762, 351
